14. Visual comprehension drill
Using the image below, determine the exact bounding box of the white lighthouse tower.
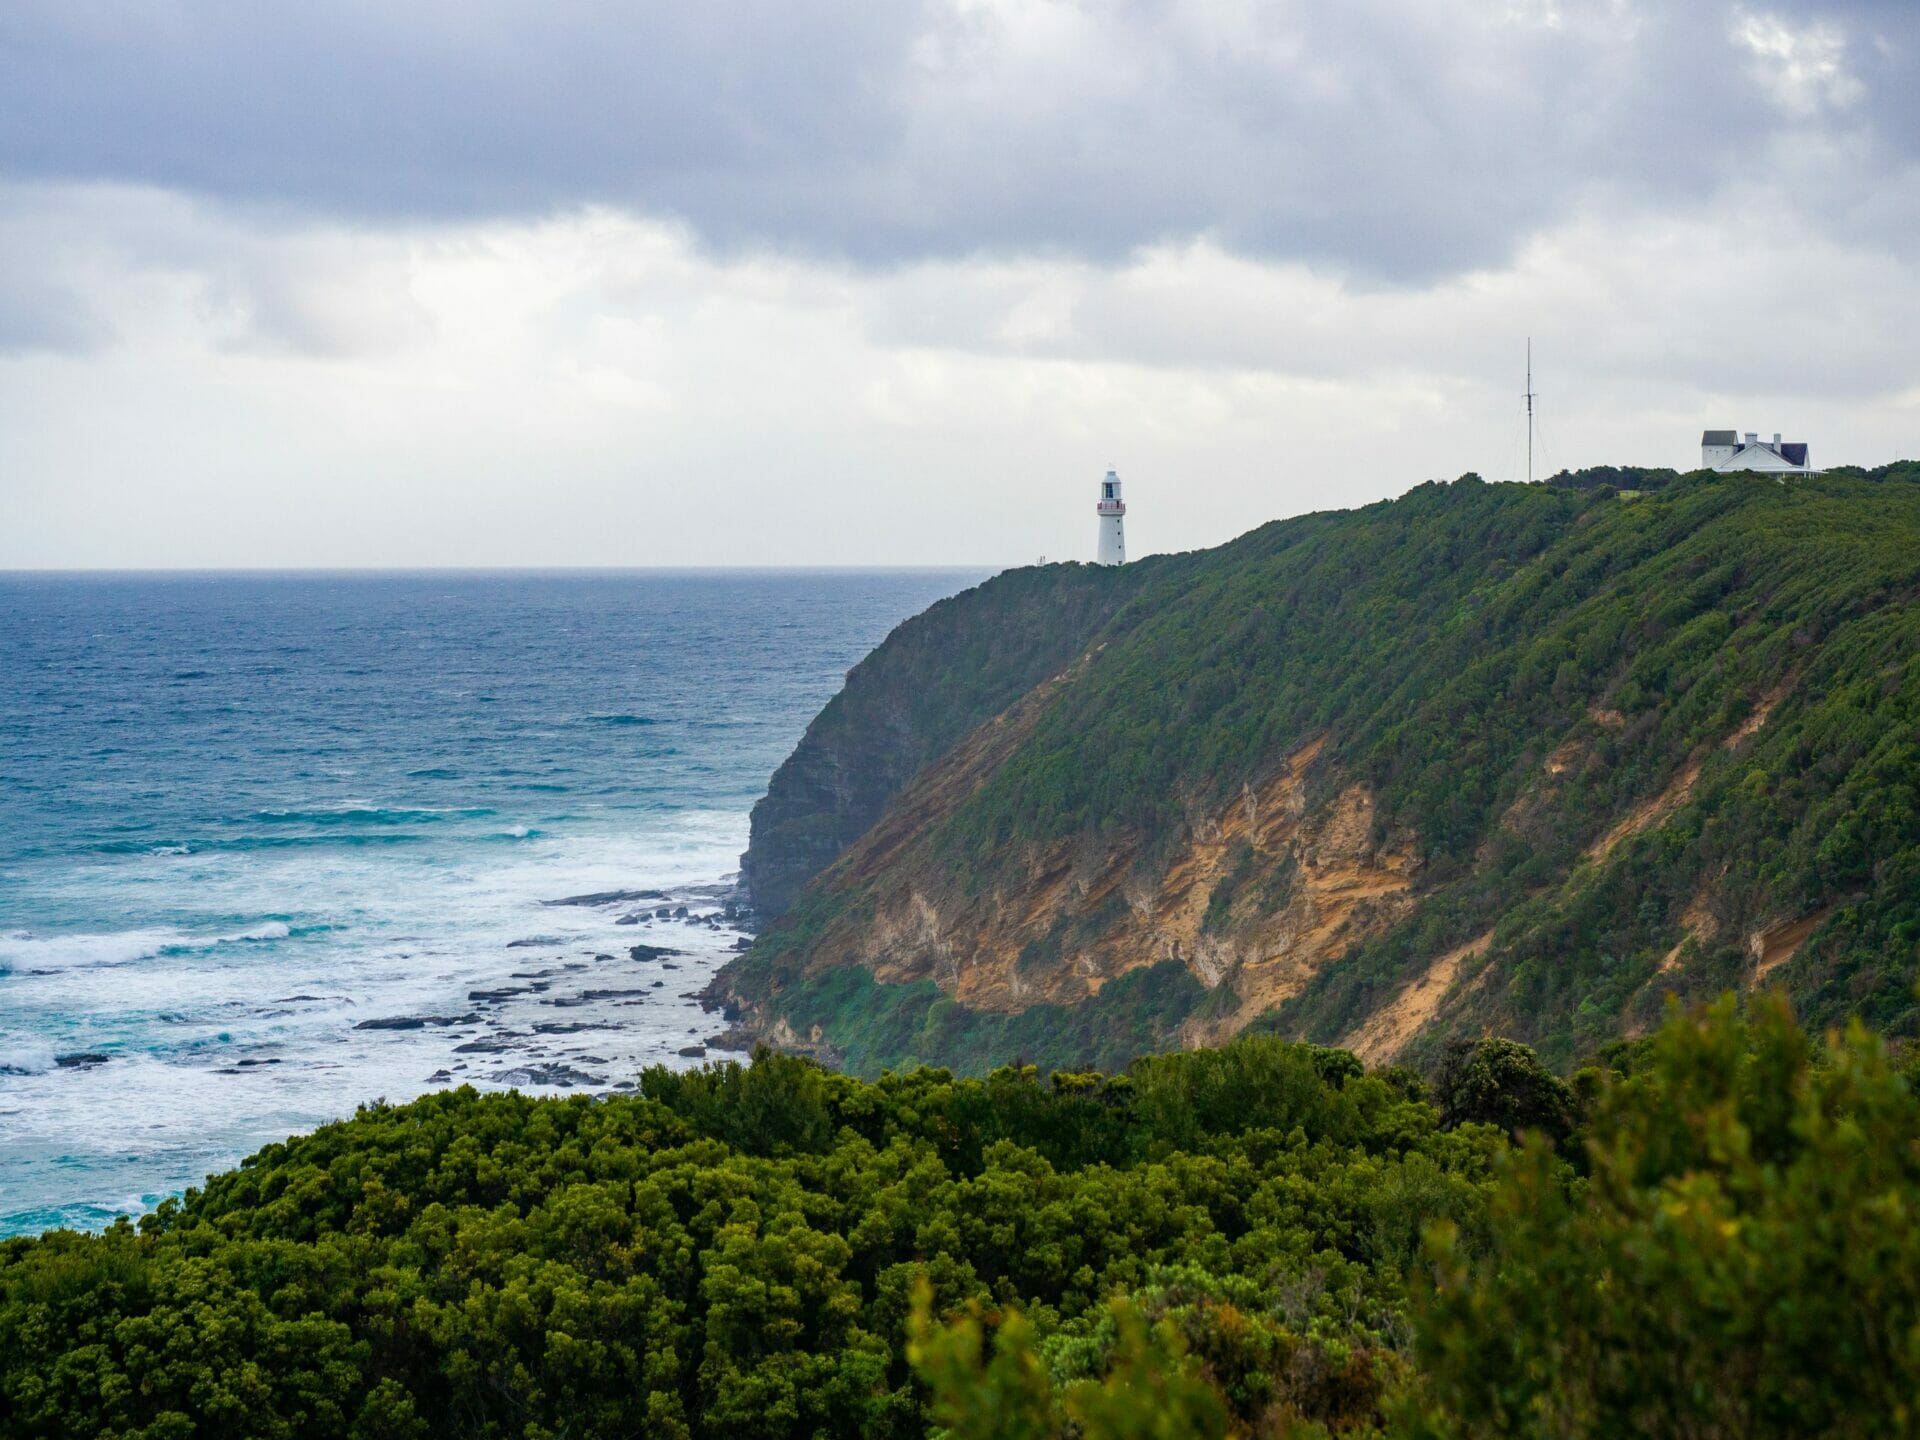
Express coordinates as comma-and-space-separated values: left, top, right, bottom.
1095, 467, 1127, 565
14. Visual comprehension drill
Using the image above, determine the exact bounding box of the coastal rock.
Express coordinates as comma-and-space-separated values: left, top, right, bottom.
545, 988, 652, 1007
354, 1014, 477, 1031
677, 1045, 708, 1058
493, 1062, 606, 1088
542, 889, 668, 908
55, 1052, 111, 1068
627, 944, 682, 962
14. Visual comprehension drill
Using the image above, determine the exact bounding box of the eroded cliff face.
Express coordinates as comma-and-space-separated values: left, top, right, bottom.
799, 734, 1418, 1038
727, 668, 1810, 1074
719, 472, 1920, 1076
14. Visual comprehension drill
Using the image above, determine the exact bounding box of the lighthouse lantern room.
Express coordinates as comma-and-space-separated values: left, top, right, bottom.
1095, 467, 1127, 565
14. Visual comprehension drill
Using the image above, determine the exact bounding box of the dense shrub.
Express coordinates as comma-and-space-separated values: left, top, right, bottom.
0, 1035, 1490, 1439
7, 1002, 1916, 1437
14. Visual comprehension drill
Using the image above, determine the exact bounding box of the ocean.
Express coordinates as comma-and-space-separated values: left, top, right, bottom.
0, 569, 984, 1236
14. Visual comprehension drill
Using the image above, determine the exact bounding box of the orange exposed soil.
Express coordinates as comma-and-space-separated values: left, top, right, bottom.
1751, 907, 1833, 984
1586, 761, 1701, 863
1586, 684, 1791, 866
795, 723, 1419, 1046
1340, 929, 1495, 1066
1656, 891, 1720, 975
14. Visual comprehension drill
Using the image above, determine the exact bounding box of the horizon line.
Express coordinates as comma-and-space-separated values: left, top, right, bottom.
0, 562, 1028, 577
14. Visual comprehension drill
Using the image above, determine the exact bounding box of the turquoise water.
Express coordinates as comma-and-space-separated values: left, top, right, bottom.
0, 569, 984, 1235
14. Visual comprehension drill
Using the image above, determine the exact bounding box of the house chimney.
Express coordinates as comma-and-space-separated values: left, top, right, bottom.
1745, 432, 1758, 445
1773, 432, 1782, 446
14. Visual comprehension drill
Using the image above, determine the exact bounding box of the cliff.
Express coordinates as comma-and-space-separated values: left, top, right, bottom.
720, 465, 1920, 1075
740, 561, 1155, 915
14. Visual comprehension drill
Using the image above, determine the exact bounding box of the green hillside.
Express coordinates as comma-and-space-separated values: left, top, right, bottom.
726, 465, 1920, 1075
742, 560, 1158, 916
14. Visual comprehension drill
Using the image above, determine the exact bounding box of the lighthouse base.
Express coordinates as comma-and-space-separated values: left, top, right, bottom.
1097, 515, 1127, 566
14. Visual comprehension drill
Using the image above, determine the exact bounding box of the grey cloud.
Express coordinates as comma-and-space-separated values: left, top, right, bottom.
0, 1, 1914, 281
0, 183, 435, 355
0, 278, 111, 355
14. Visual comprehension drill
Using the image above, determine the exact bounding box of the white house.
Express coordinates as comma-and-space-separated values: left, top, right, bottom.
1702, 430, 1814, 473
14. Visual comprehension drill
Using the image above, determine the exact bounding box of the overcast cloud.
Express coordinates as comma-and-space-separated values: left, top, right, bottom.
2, 1, 1916, 566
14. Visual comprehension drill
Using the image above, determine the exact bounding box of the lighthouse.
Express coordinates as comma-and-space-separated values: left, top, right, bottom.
1095, 467, 1127, 565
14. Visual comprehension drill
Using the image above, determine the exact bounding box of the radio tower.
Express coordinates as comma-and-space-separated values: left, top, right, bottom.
1095, 467, 1127, 565
1524, 338, 1537, 485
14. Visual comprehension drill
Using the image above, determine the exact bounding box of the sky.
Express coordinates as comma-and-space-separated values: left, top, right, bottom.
2, 1, 1916, 568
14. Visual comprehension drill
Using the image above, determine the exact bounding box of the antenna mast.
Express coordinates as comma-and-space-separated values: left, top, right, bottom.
1524, 338, 1537, 484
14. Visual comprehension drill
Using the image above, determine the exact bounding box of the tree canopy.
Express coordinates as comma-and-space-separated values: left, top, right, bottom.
6, 1000, 1917, 1437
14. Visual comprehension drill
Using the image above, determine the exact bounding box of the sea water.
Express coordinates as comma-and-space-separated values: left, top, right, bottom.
0, 569, 983, 1236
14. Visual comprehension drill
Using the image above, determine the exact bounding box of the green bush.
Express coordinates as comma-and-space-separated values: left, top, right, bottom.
1410, 995, 1920, 1437
8, 1001, 1916, 1437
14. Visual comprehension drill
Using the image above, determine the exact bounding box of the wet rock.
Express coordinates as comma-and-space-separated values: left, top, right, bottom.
677, 1045, 708, 1058
468, 987, 531, 1002
545, 988, 654, 1007
354, 1014, 477, 1031
453, 1038, 518, 1053
427, 1069, 453, 1084
532, 1021, 610, 1035
55, 1052, 111, 1068
506, 936, 562, 949
543, 889, 668, 908
493, 1062, 607, 1088
628, 944, 683, 962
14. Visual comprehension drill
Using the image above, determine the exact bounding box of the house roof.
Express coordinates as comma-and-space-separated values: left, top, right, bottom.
1780, 443, 1809, 466
1702, 429, 1738, 445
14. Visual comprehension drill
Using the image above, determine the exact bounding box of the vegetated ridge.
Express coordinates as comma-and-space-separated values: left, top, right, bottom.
718, 464, 1920, 1076
741, 561, 1157, 916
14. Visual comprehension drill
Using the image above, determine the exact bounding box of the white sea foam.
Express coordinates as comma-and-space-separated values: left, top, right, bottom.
0, 928, 190, 970
0, 811, 755, 1234
0, 1042, 58, 1076
4, 567, 984, 1238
